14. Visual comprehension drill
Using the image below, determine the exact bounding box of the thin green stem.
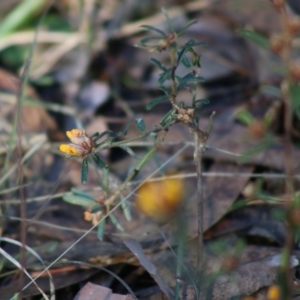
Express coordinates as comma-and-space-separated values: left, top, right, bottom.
107, 133, 149, 149
96, 122, 172, 152
104, 129, 168, 208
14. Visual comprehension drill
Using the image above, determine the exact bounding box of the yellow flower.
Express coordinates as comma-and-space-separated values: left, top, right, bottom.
267, 285, 280, 300
59, 129, 93, 157
136, 177, 183, 221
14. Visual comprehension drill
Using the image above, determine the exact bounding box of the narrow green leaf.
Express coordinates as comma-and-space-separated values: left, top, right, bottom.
119, 145, 137, 159
93, 130, 112, 142
194, 98, 210, 107
158, 69, 171, 84
186, 40, 207, 47
150, 58, 167, 71
135, 118, 146, 132
176, 81, 186, 92
177, 46, 189, 65
237, 29, 270, 49
176, 73, 204, 92
162, 7, 175, 33
140, 25, 167, 37
135, 148, 156, 171
96, 136, 116, 147
181, 55, 191, 68
121, 197, 132, 221
63, 193, 95, 207
97, 218, 106, 241
0, 0, 45, 38
91, 132, 100, 139
146, 95, 169, 110
97, 133, 119, 148
90, 204, 103, 213
115, 131, 123, 138
71, 188, 95, 200
123, 119, 133, 136
177, 20, 197, 37
186, 39, 196, 46
158, 85, 169, 95
159, 109, 176, 127
93, 154, 108, 169
139, 36, 162, 45
109, 214, 124, 231
81, 158, 89, 185
102, 167, 109, 192
184, 74, 205, 82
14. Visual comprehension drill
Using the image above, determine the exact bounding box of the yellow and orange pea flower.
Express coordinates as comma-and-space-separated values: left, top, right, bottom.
59, 129, 94, 157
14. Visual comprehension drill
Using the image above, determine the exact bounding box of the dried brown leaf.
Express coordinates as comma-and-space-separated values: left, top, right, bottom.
123, 238, 173, 299
0, 68, 57, 132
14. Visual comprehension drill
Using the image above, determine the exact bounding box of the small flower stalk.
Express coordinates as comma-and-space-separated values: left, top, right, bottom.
59, 129, 108, 184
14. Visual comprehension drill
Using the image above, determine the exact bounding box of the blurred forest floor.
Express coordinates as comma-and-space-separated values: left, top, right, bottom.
1, 0, 300, 299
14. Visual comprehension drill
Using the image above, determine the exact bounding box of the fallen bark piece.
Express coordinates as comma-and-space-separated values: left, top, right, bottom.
74, 282, 134, 300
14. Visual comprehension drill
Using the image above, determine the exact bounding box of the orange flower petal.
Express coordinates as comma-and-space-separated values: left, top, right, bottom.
66, 129, 86, 139
59, 144, 84, 156
84, 211, 92, 221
